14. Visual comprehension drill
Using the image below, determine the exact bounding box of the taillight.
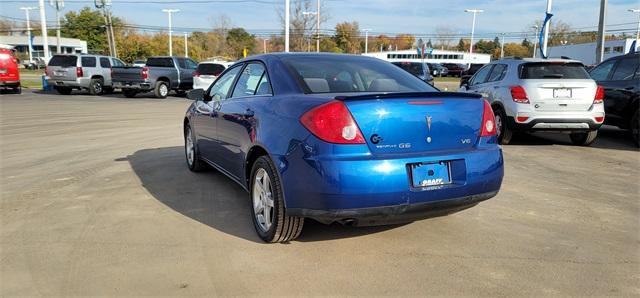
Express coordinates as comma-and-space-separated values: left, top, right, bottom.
593, 85, 604, 104
516, 116, 529, 123
480, 100, 497, 137
510, 86, 529, 104
193, 71, 200, 77
595, 116, 605, 123
142, 66, 149, 80
76, 67, 83, 77
300, 100, 365, 144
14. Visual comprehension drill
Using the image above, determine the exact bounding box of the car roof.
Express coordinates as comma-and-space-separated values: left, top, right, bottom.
497, 57, 584, 64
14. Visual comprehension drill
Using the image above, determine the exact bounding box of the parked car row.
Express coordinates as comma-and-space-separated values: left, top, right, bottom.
44, 54, 232, 99
458, 53, 639, 147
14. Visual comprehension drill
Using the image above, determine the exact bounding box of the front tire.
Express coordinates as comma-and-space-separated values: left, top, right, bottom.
89, 78, 104, 95
184, 125, 207, 172
493, 107, 513, 145
154, 81, 169, 99
250, 156, 304, 243
570, 130, 598, 146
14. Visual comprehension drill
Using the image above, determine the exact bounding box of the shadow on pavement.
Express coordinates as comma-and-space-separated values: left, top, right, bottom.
508, 126, 638, 152
127, 146, 402, 243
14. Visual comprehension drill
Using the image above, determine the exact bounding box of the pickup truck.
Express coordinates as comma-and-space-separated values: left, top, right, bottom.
111, 56, 198, 98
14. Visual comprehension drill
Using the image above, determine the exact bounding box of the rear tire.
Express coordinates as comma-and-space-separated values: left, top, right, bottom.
250, 156, 304, 243
89, 78, 104, 95
494, 107, 513, 145
55, 86, 72, 95
569, 130, 598, 146
13, 86, 21, 94
154, 81, 169, 99
631, 110, 639, 148
123, 89, 137, 98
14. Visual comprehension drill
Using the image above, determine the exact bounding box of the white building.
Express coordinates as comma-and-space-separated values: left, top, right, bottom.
547, 38, 638, 66
363, 49, 492, 65
0, 35, 88, 58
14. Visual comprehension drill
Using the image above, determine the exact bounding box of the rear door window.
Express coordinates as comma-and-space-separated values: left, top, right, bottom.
231, 63, 266, 98
520, 62, 590, 79
487, 64, 507, 82
470, 65, 493, 86
49, 55, 77, 67
610, 57, 639, 81
100, 57, 111, 68
197, 63, 226, 76
81, 57, 96, 67
589, 59, 616, 81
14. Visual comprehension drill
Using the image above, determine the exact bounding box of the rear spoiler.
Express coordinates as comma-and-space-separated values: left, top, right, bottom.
335, 92, 482, 101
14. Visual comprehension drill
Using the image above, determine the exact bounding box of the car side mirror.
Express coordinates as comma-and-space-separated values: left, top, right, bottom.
460, 75, 472, 88
187, 88, 205, 101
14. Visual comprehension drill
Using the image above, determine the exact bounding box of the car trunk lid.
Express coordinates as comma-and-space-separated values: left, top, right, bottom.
339, 92, 484, 154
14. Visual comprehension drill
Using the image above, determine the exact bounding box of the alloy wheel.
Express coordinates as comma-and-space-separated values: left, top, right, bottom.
253, 168, 274, 232
185, 129, 195, 166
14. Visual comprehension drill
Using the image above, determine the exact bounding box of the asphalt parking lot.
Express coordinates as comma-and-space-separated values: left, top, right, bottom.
1, 90, 639, 296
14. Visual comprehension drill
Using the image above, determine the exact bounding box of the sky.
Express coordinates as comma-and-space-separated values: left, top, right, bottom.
1, 0, 639, 42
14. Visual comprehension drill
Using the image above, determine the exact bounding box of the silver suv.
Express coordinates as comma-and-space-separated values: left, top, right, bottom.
46, 54, 126, 95
460, 58, 605, 145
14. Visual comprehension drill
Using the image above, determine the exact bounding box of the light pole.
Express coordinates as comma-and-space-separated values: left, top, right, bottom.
595, 0, 607, 63
464, 9, 483, 65
630, 9, 640, 49
532, 25, 539, 58
162, 9, 180, 56
285, 0, 290, 52
500, 33, 505, 59
184, 32, 188, 57
263, 38, 269, 53
38, 0, 50, 62
49, 0, 64, 54
363, 28, 371, 54
20, 7, 37, 63
303, 11, 317, 52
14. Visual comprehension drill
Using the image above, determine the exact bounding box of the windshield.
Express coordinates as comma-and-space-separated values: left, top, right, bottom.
48, 55, 77, 67
520, 62, 590, 79
282, 56, 436, 94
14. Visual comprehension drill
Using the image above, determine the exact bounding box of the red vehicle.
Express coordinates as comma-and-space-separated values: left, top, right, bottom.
0, 48, 21, 94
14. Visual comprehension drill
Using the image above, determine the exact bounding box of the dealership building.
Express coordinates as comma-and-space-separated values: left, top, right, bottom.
0, 35, 88, 58
547, 38, 638, 65
363, 49, 492, 65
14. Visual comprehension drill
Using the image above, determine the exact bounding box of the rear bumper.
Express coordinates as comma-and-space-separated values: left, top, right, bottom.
0, 80, 20, 87
507, 117, 603, 131
288, 191, 498, 226
47, 78, 90, 89
113, 81, 153, 91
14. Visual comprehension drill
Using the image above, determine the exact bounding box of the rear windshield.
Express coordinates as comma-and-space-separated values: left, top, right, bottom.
392, 62, 424, 76
520, 62, 590, 79
146, 57, 174, 67
282, 56, 436, 94
48, 55, 77, 67
197, 63, 225, 76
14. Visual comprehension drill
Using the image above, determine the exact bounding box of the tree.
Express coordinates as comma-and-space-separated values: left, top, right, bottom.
277, 0, 329, 52
456, 38, 466, 51
334, 21, 360, 53
395, 34, 415, 50
226, 28, 256, 59
61, 7, 122, 54
503, 43, 530, 57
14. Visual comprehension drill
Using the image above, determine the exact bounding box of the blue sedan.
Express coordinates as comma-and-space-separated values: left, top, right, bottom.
184, 53, 504, 243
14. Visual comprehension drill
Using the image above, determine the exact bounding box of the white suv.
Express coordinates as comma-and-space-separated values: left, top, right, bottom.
459, 58, 605, 145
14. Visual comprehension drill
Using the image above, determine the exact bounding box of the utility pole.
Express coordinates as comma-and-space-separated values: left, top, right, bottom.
95, 0, 116, 57
162, 9, 180, 56
532, 25, 539, 58
285, 0, 290, 52
500, 33, 505, 59
363, 29, 371, 54
20, 7, 37, 63
49, 0, 64, 54
464, 9, 483, 65
184, 32, 188, 57
542, 0, 553, 58
38, 0, 50, 62
595, 0, 607, 63
263, 38, 269, 53
629, 9, 640, 50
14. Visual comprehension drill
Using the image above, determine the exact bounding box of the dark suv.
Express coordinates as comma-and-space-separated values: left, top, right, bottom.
589, 52, 639, 147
